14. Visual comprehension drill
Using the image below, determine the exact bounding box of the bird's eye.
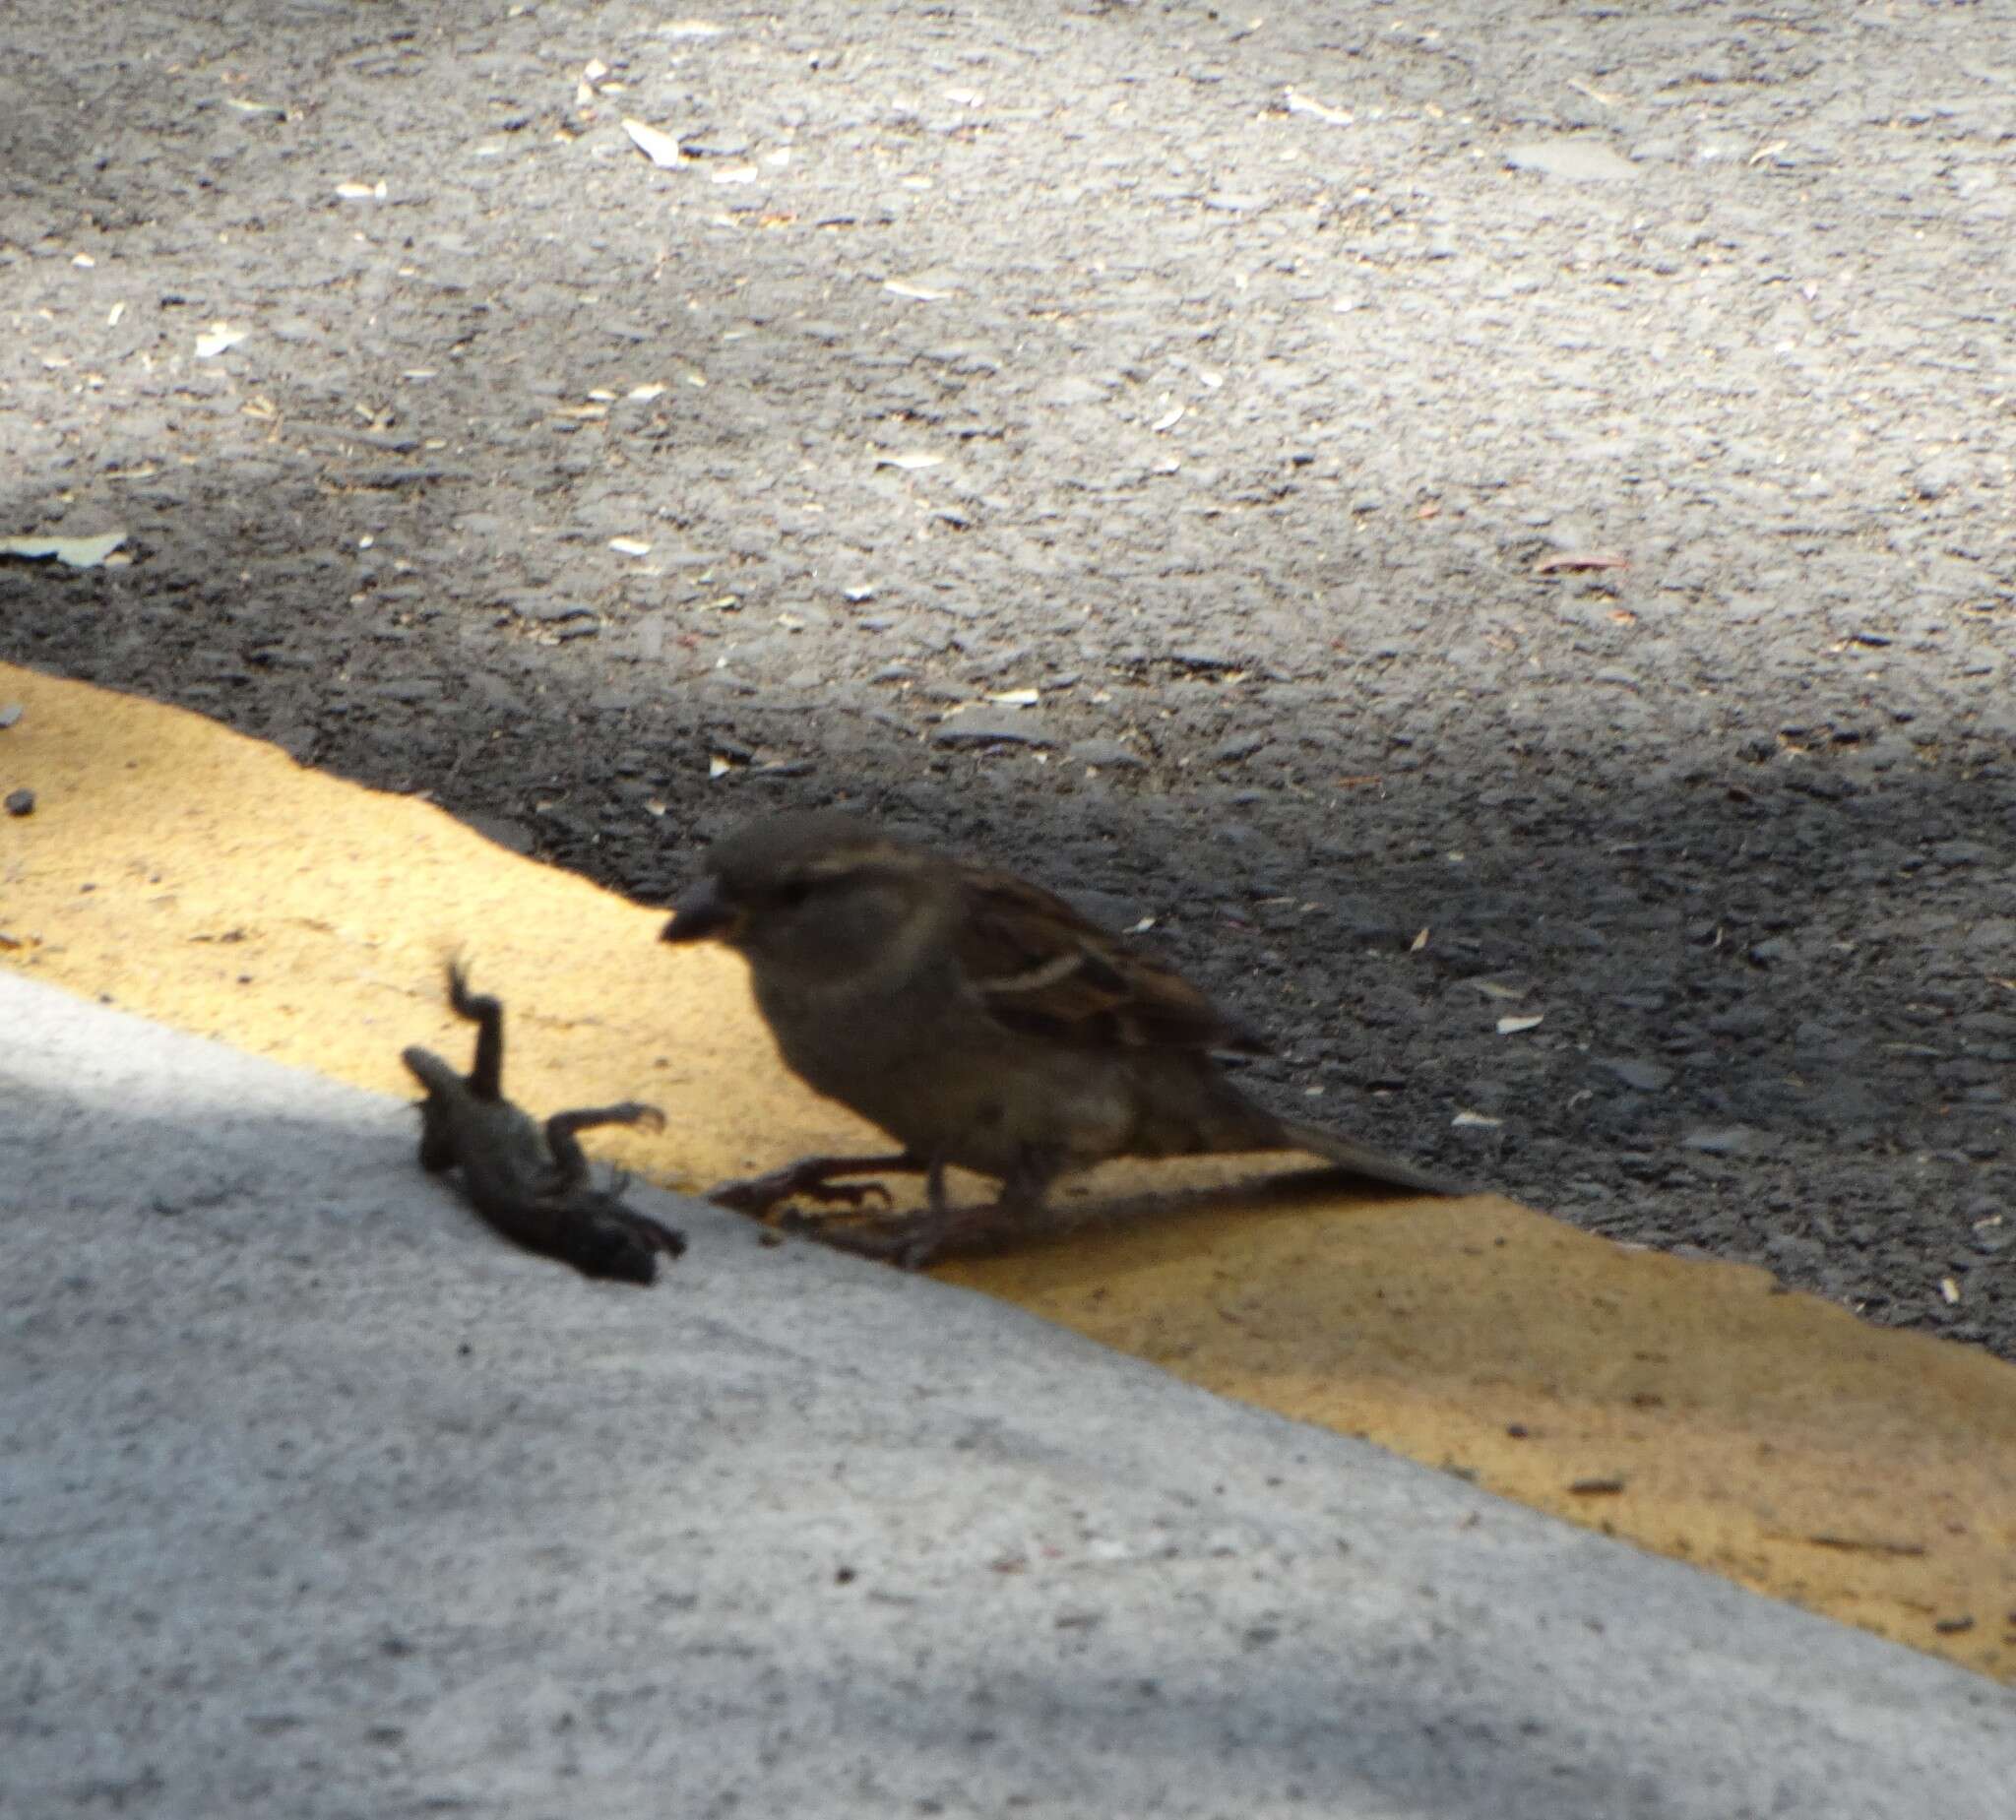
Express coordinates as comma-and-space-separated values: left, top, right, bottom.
775, 880, 814, 910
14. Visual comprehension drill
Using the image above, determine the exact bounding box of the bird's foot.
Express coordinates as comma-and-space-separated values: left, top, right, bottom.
775, 1201, 1007, 1271
708, 1152, 918, 1218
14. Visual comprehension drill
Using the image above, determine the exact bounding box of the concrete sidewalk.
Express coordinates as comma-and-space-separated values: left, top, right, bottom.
5, 969, 2011, 1819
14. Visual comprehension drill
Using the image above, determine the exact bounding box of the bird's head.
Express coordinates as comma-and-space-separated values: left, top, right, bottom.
661, 811, 930, 984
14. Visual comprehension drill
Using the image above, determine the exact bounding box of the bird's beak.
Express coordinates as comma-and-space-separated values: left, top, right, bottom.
661, 875, 741, 946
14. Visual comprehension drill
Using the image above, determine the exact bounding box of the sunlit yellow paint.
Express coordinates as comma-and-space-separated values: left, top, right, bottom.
4, 659, 2012, 1680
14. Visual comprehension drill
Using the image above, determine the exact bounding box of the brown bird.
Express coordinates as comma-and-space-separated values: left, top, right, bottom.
662, 810, 1462, 1264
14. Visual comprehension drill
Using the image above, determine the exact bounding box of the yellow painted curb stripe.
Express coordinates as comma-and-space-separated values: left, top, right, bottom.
5, 661, 2012, 1680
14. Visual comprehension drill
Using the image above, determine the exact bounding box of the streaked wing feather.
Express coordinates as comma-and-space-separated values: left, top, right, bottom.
954, 867, 1271, 1054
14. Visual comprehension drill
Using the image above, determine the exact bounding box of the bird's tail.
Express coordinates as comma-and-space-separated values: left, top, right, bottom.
1270, 1115, 1466, 1197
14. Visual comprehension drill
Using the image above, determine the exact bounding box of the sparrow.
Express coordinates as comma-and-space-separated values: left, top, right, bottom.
662, 810, 1462, 1264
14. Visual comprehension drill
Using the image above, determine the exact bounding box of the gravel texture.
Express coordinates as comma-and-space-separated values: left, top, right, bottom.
3, 0, 2011, 1350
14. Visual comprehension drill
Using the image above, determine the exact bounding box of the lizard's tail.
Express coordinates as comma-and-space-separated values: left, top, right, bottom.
401, 1043, 458, 1097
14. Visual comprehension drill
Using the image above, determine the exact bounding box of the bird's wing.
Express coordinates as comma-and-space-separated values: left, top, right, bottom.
953, 866, 1272, 1055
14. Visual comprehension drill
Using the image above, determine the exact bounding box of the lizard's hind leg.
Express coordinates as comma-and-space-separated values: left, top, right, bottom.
543, 1102, 666, 1191
542, 1103, 683, 1277
445, 962, 507, 1099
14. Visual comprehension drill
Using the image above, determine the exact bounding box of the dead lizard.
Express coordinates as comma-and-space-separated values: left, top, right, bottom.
402, 963, 685, 1284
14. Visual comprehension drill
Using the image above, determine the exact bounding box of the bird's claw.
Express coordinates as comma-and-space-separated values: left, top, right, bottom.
709, 1162, 896, 1218
773, 1208, 944, 1269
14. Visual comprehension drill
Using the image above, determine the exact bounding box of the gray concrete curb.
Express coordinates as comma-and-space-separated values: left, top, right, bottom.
4, 971, 2011, 1818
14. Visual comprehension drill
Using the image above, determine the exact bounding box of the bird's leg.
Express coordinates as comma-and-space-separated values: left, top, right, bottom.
786, 1148, 1063, 1269
996, 1149, 1064, 1218
709, 1151, 925, 1217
